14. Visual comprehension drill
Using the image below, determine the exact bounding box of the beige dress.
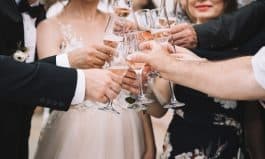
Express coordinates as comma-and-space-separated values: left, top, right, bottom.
34, 21, 145, 159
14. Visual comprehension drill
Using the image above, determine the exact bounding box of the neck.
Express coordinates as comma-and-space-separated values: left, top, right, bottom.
65, 0, 99, 21
195, 18, 209, 24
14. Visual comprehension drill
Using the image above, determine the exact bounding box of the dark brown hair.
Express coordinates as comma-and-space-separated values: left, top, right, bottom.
223, 0, 238, 13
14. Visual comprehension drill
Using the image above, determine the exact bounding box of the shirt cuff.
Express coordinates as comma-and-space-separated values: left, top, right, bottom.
71, 69, 86, 105
252, 47, 265, 90
56, 53, 70, 68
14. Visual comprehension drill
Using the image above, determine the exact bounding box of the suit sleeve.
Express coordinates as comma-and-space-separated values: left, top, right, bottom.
39, 56, 56, 64
194, 1, 265, 49
0, 55, 77, 111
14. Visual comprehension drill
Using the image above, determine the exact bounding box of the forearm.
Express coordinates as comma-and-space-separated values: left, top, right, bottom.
140, 112, 156, 156
0, 56, 77, 109
161, 56, 265, 100
147, 77, 169, 118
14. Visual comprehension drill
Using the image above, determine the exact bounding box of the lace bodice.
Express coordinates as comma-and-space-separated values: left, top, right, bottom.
58, 22, 84, 54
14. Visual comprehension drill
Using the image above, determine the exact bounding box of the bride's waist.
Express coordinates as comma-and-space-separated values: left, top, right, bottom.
70, 100, 104, 111
70, 90, 131, 111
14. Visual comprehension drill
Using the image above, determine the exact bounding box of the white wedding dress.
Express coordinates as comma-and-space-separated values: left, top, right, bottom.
34, 21, 145, 159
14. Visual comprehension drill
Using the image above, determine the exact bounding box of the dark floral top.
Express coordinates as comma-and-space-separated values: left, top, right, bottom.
161, 84, 244, 159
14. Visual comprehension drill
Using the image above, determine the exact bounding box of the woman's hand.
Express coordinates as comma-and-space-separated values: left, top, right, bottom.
122, 69, 139, 95
68, 44, 116, 69
169, 23, 198, 49
122, 67, 150, 95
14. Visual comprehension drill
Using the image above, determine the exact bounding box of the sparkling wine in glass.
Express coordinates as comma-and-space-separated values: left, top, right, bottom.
114, 7, 131, 18
103, 32, 124, 49
108, 65, 128, 76
112, 0, 132, 35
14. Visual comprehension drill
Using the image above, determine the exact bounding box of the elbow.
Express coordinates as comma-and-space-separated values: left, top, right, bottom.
147, 108, 168, 118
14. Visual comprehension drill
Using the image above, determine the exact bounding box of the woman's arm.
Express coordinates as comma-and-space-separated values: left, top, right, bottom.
37, 19, 62, 59
146, 77, 170, 118
140, 112, 156, 159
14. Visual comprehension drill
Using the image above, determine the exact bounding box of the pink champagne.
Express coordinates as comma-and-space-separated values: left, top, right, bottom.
115, 7, 130, 17
127, 61, 145, 70
158, 17, 169, 27
151, 29, 170, 40
108, 66, 128, 76
103, 34, 123, 48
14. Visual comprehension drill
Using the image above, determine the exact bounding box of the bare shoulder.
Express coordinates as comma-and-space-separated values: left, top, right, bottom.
37, 17, 61, 34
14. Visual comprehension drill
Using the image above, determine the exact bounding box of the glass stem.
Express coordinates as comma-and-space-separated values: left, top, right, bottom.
136, 69, 145, 97
108, 100, 113, 108
169, 81, 177, 103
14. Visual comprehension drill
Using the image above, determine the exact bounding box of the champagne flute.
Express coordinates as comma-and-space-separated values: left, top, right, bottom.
126, 31, 154, 110
99, 16, 128, 114
112, 0, 133, 35
150, 7, 185, 109
150, 8, 171, 43
112, 0, 132, 18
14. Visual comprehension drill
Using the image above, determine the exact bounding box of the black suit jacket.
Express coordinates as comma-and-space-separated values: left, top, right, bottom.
194, 1, 265, 50
0, 0, 77, 158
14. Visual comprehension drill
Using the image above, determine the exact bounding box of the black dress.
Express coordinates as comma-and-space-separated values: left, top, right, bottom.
162, 85, 243, 159
162, 35, 265, 158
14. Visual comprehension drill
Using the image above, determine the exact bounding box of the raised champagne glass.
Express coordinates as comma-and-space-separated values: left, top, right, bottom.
112, 0, 133, 36
99, 16, 128, 114
150, 2, 185, 109
126, 31, 154, 110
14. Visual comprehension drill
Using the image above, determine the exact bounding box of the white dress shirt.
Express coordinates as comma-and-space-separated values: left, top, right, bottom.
16, 0, 85, 105
252, 47, 265, 90
252, 46, 265, 108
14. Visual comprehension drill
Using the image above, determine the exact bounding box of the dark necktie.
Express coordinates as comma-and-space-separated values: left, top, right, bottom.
17, 0, 46, 26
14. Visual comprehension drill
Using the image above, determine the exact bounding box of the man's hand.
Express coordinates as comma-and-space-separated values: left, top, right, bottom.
127, 41, 174, 74
84, 69, 122, 103
68, 44, 116, 69
169, 23, 198, 49
172, 46, 205, 61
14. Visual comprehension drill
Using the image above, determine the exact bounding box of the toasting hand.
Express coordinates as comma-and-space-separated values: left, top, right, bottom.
169, 23, 198, 49
122, 67, 151, 95
68, 44, 116, 69
84, 69, 122, 103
